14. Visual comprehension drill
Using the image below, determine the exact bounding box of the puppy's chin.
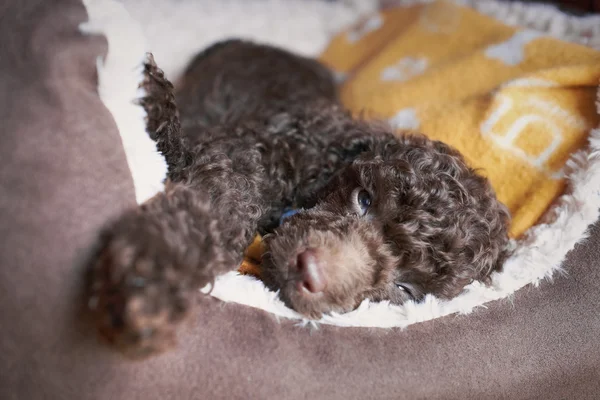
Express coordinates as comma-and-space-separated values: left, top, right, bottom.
277, 286, 343, 320
264, 262, 362, 320
262, 218, 390, 319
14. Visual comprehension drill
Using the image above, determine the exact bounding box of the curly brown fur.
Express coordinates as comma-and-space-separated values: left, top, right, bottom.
90, 40, 510, 357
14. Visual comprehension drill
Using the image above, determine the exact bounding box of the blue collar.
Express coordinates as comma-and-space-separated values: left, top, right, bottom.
279, 208, 301, 225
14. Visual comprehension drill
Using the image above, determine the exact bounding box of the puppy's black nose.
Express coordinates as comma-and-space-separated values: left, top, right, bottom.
296, 249, 327, 293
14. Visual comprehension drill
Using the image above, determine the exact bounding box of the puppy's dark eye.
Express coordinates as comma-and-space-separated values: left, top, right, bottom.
396, 283, 415, 300
353, 189, 371, 216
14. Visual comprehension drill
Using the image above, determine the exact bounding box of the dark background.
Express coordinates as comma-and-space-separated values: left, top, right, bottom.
528, 0, 600, 12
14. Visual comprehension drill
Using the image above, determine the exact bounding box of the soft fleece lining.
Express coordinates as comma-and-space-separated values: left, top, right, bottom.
82, 0, 600, 328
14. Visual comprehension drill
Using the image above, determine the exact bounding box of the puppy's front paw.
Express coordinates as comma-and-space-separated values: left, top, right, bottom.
89, 214, 215, 358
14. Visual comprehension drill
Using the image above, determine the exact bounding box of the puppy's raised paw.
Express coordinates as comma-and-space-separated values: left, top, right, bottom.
137, 53, 180, 142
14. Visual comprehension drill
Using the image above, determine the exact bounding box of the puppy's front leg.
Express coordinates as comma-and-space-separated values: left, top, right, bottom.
91, 53, 270, 357
90, 182, 237, 358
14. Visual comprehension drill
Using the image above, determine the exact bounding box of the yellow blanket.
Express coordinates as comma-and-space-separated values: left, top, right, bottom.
240, 1, 600, 276
321, 0, 600, 238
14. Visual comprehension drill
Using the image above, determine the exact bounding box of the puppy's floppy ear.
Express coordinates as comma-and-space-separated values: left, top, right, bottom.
477, 229, 512, 283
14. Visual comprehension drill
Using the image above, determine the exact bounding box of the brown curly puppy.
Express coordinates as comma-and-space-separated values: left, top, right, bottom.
90, 40, 510, 357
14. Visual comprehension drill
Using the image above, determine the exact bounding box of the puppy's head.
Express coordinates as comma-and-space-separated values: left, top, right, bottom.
262, 135, 510, 319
